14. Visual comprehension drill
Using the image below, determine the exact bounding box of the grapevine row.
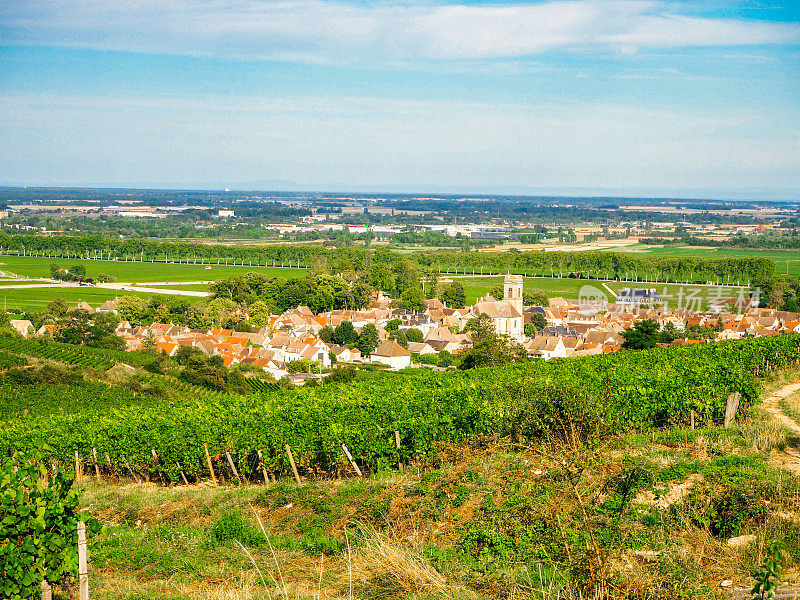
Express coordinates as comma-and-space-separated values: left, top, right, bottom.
2, 336, 799, 484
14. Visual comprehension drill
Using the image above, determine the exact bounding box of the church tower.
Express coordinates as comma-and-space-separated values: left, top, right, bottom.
504, 274, 524, 315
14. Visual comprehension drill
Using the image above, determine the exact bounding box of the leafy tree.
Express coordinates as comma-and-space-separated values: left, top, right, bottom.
439, 282, 466, 309
318, 325, 334, 343
325, 366, 356, 384
287, 358, 321, 374
425, 269, 438, 299
400, 286, 426, 313
45, 298, 69, 318
367, 263, 395, 293
684, 324, 718, 340
621, 319, 659, 350
405, 327, 423, 343
181, 362, 228, 390
332, 321, 358, 346
349, 280, 374, 310
489, 283, 505, 299
54, 312, 120, 349
356, 323, 380, 356
389, 329, 408, 348
205, 298, 238, 327
459, 329, 525, 370
393, 260, 419, 296
524, 290, 550, 307
175, 345, 206, 366
524, 313, 547, 337
465, 313, 495, 342
117, 295, 148, 326
658, 321, 679, 343
187, 301, 212, 329
142, 329, 158, 351
69, 264, 86, 280
248, 300, 271, 328
385, 319, 401, 331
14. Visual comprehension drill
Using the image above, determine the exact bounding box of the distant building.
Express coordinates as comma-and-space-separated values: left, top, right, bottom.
218, 210, 235, 218
470, 229, 519, 240
615, 288, 663, 306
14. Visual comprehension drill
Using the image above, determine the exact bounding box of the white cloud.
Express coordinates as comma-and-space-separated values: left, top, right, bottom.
1, 0, 798, 64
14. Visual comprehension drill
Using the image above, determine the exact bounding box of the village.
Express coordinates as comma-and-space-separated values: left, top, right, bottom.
8, 274, 800, 385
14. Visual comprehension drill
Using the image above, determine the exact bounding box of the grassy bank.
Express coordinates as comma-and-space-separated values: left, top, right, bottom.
71, 406, 800, 599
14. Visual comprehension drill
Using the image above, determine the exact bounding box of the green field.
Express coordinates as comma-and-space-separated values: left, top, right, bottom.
617, 244, 800, 277
453, 275, 738, 308
0, 254, 756, 311
0, 287, 153, 312
0, 279, 50, 286
136, 283, 212, 292
454, 275, 597, 304
0, 256, 308, 282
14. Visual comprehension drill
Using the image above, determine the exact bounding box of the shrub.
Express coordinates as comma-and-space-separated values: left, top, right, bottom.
208, 511, 265, 547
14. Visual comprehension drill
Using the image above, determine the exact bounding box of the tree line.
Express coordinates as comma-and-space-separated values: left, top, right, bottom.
0, 233, 774, 285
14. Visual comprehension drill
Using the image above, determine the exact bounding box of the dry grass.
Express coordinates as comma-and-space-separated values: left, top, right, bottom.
740, 410, 789, 453
350, 524, 455, 597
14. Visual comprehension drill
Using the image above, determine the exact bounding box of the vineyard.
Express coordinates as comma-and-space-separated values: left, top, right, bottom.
2, 334, 799, 486
0, 335, 233, 401
0, 336, 141, 370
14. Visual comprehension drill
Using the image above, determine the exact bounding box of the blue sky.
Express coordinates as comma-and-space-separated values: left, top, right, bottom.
0, 0, 798, 198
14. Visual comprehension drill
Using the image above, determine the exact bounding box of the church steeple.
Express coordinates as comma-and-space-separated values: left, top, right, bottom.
504, 275, 523, 314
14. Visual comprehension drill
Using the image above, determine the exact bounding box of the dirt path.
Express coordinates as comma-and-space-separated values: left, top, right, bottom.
762, 381, 800, 435
762, 381, 800, 476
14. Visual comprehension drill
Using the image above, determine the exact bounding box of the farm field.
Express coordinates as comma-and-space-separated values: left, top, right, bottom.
454, 275, 741, 308
0, 278, 50, 286
0, 260, 747, 310
0, 255, 308, 282
136, 283, 212, 292
616, 244, 800, 276
454, 275, 597, 304
0, 286, 153, 311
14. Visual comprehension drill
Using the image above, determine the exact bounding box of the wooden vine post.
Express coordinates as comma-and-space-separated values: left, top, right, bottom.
341, 443, 364, 478
92, 448, 100, 481
78, 521, 88, 600
257, 449, 270, 484
104, 452, 115, 479
225, 451, 242, 484
123, 455, 138, 483
724, 392, 741, 428
176, 461, 189, 485
204, 443, 218, 486
74, 450, 82, 483
285, 444, 301, 484
151, 449, 165, 485
394, 430, 403, 472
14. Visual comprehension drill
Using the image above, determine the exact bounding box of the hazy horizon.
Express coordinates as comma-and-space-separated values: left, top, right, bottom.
1, 182, 798, 203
